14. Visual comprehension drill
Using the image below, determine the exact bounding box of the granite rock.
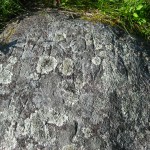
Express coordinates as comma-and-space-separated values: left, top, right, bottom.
0, 10, 149, 150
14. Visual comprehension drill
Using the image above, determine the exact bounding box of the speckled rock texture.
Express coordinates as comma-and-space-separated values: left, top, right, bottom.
0, 10, 150, 150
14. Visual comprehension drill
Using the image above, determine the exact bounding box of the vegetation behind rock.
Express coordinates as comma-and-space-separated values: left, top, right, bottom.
0, 0, 150, 40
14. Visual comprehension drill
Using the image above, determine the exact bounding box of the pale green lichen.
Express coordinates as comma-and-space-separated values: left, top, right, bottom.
0, 122, 17, 150
92, 56, 101, 65
0, 64, 2, 72
75, 78, 84, 91
0, 57, 17, 84
85, 34, 93, 46
98, 51, 107, 58
62, 144, 76, 150
47, 109, 69, 127
55, 33, 66, 42
93, 38, 103, 50
36, 55, 58, 74
60, 58, 74, 76
82, 127, 93, 138
62, 90, 78, 106
29, 72, 39, 80
8, 56, 17, 64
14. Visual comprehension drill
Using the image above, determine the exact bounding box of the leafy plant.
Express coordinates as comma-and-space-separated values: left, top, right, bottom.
97, 0, 150, 39
0, 0, 22, 18
0, 0, 150, 40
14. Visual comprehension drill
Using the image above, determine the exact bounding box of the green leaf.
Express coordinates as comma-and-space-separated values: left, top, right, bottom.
141, 18, 147, 24
142, 19, 146, 23
133, 13, 138, 18
136, 4, 143, 10
129, 7, 133, 12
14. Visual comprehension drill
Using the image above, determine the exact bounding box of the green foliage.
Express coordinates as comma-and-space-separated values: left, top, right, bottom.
61, 0, 98, 8
0, 0, 150, 40
0, 0, 22, 18
0, 0, 22, 31
97, 0, 150, 39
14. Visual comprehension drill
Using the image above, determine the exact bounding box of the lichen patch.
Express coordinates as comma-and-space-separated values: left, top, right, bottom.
60, 58, 74, 76
47, 109, 69, 127
92, 56, 101, 65
0, 57, 17, 84
36, 55, 58, 74
29, 72, 39, 80
55, 32, 66, 42
85, 34, 93, 46
93, 38, 103, 50
8, 56, 18, 64
62, 144, 76, 150
82, 127, 93, 138
0, 67, 13, 84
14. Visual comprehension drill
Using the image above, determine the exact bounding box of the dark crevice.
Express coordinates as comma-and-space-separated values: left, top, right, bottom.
74, 120, 78, 136
112, 142, 126, 150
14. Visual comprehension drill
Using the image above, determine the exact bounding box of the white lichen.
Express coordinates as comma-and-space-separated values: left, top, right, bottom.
82, 127, 93, 138
92, 56, 101, 65
0, 57, 17, 84
1, 123, 17, 150
55, 32, 66, 42
99, 51, 107, 58
93, 38, 103, 50
36, 55, 57, 74
47, 109, 69, 127
62, 144, 76, 150
29, 72, 39, 80
0, 64, 13, 84
0, 64, 2, 72
85, 34, 93, 46
8, 56, 17, 64
62, 90, 78, 106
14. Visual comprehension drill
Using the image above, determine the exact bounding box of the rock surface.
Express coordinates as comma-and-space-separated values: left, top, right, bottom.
0, 10, 150, 150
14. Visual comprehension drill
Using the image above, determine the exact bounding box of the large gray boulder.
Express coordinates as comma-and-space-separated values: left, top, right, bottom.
0, 10, 149, 150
